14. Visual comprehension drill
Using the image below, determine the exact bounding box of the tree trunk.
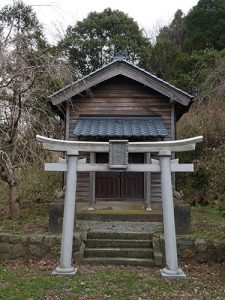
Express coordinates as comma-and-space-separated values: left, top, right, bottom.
9, 180, 20, 218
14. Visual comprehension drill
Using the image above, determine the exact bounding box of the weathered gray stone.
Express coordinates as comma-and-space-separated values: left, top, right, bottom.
152, 235, 164, 266
174, 204, 191, 234
0, 242, 11, 253
177, 238, 195, 254
194, 239, 216, 263
80, 231, 88, 241
179, 248, 195, 261
73, 236, 82, 251
48, 202, 64, 233
194, 238, 208, 251
76, 220, 161, 233
0, 234, 21, 243
83, 257, 155, 266
0, 253, 11, 260
0, 234, 13, 243
212, 240, 225, 262
10, 235, 21, 243
154, 252, 163, 266
28, 244, 48, 258
13, 244, 26, 258
0, 234, 4, 242
43, 235, 59, 248
54, 235, 62, 243
74, 250, 83, 265
29, 235, 44, 244
177, 237, 194, 247
0, 231, 224, 264
20, 235, 30, 244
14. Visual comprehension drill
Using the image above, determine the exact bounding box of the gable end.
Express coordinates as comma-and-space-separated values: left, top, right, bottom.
50, 60, 194, 108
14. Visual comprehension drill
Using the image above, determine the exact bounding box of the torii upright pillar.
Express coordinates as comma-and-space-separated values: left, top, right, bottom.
53, 151, 79, 275
159, 150, 186, 278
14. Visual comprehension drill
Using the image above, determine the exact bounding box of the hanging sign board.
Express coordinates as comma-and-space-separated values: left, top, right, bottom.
108, 140, 128, 169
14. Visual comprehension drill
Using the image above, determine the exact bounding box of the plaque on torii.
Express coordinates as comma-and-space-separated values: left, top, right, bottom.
36, 135, 203, 279
108, 140, 128, 169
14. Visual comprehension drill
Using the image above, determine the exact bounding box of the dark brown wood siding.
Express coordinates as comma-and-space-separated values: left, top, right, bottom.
68, 75, 173, 202
76, 152, 90, 202
95, 153, 144, 199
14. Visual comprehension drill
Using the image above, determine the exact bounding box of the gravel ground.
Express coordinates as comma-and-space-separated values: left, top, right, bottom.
76, 220, 162, 233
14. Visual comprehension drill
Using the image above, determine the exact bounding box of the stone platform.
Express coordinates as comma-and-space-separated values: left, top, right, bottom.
49, 202, 191, 234
49, 203, 163, 233
77, 210, 163, 222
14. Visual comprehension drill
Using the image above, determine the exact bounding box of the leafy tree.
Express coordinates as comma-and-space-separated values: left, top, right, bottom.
150, 0, 225, 208
148, 38, 184, 82
158, 10, 186, 48
0, 1, 46, 50
177, 52, 225, 208
0, 1, 74, 218
58, 8, 152, 75
148, 3, 222, 92
184, 0, 225, 51
150, 39, 220, 92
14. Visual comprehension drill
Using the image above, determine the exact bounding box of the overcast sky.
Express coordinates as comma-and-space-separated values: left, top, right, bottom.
0, 0, 199, 43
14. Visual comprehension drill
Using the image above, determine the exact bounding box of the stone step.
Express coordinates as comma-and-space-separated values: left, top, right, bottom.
82, 257, 155, 266
85, 239, 152, 249
84, 247, 154, 258
87, 231, 153, 240
77, 211, 162, 222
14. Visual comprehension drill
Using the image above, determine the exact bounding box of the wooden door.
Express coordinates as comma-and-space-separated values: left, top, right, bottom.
95, 153, 121, 198
95, 153, 144, 199
95, 172, 120, 198
121, 153, 144, 198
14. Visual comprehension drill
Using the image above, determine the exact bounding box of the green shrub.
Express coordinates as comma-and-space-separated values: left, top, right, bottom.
177, 96, 225, 210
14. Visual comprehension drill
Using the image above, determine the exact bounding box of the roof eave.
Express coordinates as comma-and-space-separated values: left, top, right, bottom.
49, 59, 194, 107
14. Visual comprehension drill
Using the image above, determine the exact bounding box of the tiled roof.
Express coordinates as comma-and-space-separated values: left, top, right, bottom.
74, 117, 168, 137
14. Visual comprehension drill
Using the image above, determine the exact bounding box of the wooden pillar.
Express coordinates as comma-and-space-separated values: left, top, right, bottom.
145, 153, 151, 210
89, 152, 96, 210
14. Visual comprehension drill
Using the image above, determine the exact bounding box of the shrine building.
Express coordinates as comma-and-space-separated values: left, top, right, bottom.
48, 55, 194, 210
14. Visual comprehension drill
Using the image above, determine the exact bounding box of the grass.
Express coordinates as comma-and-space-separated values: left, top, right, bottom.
191, 206, 225, 240
0, 205, 49, 234
0, 259, 225, 299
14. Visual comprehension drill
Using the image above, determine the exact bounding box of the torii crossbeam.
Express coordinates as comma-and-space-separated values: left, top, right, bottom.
36, 135, 203, 278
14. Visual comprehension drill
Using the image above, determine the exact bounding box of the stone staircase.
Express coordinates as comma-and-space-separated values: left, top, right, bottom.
83, 231, 155, 266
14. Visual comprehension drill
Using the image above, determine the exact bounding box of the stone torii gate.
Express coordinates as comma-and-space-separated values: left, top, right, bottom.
36, 135, 203, 278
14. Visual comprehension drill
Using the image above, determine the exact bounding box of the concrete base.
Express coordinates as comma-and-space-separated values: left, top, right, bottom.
160, 267, 186, 279
52, 266, 78, 276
